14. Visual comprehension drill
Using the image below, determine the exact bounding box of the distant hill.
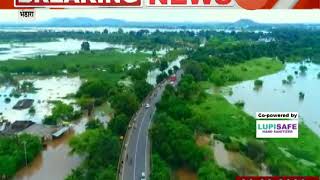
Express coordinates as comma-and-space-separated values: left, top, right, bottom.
0, 18, 319, 29
234, 19, 258, 27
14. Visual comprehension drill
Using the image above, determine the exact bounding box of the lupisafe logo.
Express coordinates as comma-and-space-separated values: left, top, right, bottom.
256, 112, 299, 138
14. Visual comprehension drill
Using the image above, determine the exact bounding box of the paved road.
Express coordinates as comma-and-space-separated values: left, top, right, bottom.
119, 70, 183, 180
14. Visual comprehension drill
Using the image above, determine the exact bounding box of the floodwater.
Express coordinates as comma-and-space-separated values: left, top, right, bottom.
213, 140, 270, 176
196, 135, 270, 176
0, 76, 81, 123
146, 55, 186, 85
0, 38, 125, 61
14, 116, 89, 180
225, 62, 320, 136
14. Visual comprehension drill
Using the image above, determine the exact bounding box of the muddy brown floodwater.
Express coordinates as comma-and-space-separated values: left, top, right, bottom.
14, 131, 82, 180
14, 117, 89, 180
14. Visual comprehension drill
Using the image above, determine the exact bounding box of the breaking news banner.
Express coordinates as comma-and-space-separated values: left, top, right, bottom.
0, 0, 318, 8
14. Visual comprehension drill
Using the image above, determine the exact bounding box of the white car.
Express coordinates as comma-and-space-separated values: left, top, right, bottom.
145, 103, 150, 108
141, 172, 146, 180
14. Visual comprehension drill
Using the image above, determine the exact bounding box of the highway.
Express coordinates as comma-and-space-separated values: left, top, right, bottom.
119, 70, 183, 180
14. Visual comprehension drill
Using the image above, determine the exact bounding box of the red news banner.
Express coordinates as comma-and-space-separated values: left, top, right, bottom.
0, 0, 319, 8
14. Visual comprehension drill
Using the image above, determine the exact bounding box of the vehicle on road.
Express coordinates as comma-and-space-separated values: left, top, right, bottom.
145, 103, 150, 108
141, 172, 146, 180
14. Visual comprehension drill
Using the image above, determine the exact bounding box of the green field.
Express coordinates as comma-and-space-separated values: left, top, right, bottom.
209, 57, 284, 86
0, 50, 149, 83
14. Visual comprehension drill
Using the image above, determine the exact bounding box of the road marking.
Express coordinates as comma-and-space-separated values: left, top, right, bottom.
145, 108, 156, 179
133, 107, 149, 180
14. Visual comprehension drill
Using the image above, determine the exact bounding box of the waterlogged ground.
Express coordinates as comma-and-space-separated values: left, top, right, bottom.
14, 116, 90, 180
0, 76, 81, 123
146, 56, 186, 85
0, 39, 125, 61
225, 62, 320, 136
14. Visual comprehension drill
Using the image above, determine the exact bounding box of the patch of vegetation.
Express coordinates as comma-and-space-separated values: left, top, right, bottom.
150, 153, 171, 180
192, 94, 320, 175
0, 134, 42, 178
43, 101, 81, 125
254, 79, 263, 87
209, 58, 283, 86
234, 100, 245, 108
0, 50, 149, 83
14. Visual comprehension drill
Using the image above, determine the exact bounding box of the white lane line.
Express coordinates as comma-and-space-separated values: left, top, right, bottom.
145, 108, 156, 180
134, 106, 149, 180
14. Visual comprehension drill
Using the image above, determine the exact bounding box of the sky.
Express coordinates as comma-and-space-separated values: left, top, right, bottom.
0, 9, 320, 23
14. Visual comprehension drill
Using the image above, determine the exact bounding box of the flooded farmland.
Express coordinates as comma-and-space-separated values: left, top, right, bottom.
225, 62, 320, 136
0, 39, 125, 61
0, 76, 81, 124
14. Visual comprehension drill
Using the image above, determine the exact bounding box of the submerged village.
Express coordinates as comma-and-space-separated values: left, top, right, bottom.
0, 76, 83, 143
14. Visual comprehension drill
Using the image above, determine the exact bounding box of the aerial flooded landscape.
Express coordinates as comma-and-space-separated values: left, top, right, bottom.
0, 10, 320, 180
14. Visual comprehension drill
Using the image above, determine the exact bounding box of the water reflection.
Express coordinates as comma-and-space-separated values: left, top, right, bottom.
146, 56, 186, 85
0, 77, 81, 124
14, 116, 90, 180
0, 39, 125, 61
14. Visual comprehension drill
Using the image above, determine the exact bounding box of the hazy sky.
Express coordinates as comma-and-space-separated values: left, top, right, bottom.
1, 9, 320, 23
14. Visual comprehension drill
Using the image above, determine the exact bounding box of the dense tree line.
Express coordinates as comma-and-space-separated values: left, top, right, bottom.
66, 59, 153, 180
150, 76, 236, 180
0, 134, 42, 178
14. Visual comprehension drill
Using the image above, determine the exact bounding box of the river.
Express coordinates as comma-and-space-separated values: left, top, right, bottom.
225, 62, 320, 136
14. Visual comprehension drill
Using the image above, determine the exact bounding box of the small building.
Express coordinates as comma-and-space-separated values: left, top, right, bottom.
52, 126, 70, 139
0, 120, 34, 135
13, 99, 34, 110
19, 124, 56, 142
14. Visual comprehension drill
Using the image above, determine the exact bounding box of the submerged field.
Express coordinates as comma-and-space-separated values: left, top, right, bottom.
209, 57, 284, 86
192, 58, 320, 176
0, 50, 149, 83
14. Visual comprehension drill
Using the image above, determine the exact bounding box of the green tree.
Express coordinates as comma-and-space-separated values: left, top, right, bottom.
43, 101, 75, 125
0, 134, 42, 178
81, 41, 90, 51
133, 80, 153, 101
287, 75, 294, 83
184, 61, 204, 81
198, 162, 227, 180
151, 154, 171, 180
111, 92, 139, 117
254, 79, 263, 87
86, 119, 103, 129
108, 113, 129, 136
159, 61, 168, 72
28, 106, 36, 115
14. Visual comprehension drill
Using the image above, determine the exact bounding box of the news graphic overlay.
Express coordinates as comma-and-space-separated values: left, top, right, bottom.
146, 0, 234, 7
11, 0, 320, 8
256, 112, 299, 138
18, 9, 36, 20
15, 0, 142, 7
